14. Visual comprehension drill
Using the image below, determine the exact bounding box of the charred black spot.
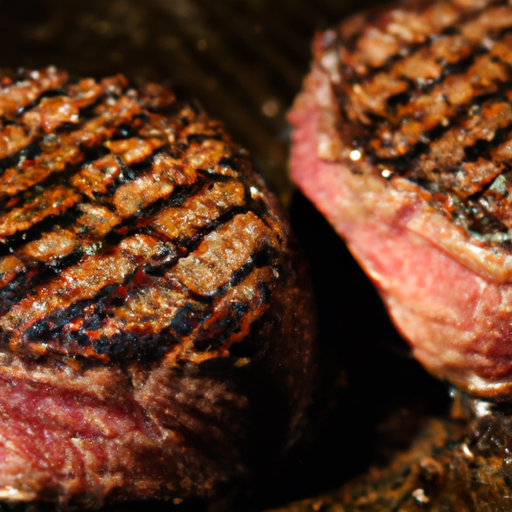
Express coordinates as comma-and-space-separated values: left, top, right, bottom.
20, 142, 42, 161
93, 329, 176, 362
217, 156, 236, 168
41, 88, 67, 99
25, 320, 52, 341
193, 302, 250, 352
170, 304, 200, 336
387, 92, 411, 108
443, 55, 475, 77
440, 26, 460, 36
134, 112, 150, 123
233, 301, 251, 315
186, 134, 212, 144
83, 144, 110, 162
258, 281, 272, 305
0, 68, 283, 369
115, 124, 139, 139
252, 246, 275, 269
15, 88, 66, 116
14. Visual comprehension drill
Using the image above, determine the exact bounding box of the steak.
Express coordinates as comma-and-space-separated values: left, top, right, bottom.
289, 0, 512, 400
0, 67, 316, 505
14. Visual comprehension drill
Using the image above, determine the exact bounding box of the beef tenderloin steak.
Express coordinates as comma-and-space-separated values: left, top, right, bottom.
0, 67, 316, 505
289, 0, 512, 400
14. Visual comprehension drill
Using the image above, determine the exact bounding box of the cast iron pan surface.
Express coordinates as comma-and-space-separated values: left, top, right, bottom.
0, 1, 449, 510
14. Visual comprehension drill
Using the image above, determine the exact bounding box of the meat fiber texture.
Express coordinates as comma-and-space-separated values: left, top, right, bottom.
0, 67, 316, 506
289, 0, 512, 401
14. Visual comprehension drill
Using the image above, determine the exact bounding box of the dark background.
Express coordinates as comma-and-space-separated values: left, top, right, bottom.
0, 1, 449, 510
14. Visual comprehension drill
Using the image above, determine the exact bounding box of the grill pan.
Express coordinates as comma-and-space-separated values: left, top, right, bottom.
0, 1, 448, 511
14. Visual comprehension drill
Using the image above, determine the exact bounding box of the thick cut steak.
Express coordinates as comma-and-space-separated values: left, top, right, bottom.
289, 0, 512, 400
0, 67, 316, 505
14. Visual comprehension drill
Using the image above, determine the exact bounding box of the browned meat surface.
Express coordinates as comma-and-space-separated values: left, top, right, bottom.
289, 0, 512, 400
0, 67, 316, 506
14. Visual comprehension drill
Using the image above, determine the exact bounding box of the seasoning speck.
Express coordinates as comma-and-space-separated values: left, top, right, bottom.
412, 488, 430, 504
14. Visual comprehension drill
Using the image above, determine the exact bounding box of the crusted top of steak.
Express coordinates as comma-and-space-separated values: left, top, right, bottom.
289, 0, 512, 398
0, 67, 285, 365
318, 0, 512, 251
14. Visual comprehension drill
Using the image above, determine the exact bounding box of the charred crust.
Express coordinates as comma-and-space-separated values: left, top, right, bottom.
0, 67, 294, 365
323, 0, 512, 247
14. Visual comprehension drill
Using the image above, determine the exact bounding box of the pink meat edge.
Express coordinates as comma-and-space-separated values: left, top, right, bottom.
288, 77, 512, 401
0, 358, 246, 506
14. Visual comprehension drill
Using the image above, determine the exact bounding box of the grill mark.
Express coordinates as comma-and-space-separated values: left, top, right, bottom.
338, 5, 512, 165
22, 96, 80, 135
150, 179, 246, 243
0, 67, 68, 120
65, 255, 275, 363
0, 83, 104, 163
0, 179, 183, 290
184, 138, 234, 171
105, 137, 165, 166
0, 179, 259, 356
0, 95, 141, 198
16, 204, 122, 265
354, 3, 512, 93
111, 152, 197, 218
0, 203, 83, 257
87, 265, 277, 366
0, 202, 123, 310
365, 89, 512, 181
86, 281, 202, 360
0, 185, 81, 242
143, 204, 253, 279
171, 212, 276, 297
13, 78, 105, 123
349, 4, 461, 69
345, 0, 501, 78
0, 170, 239, 298
368, 53, 511, 159
0, 150, 204, 288
411, 103, 512, 191
331, 0, 512, 246
0, 68, 283, 364
0, 246, 139, 349
68, 113, 187, 201
188, 267, 274, 357
69, 154, 123, 199
342, 3, 512, 147
9, 235, 180, 360
347, 37, 475, 121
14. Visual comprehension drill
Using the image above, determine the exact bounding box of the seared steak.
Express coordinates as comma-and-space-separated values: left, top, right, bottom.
289, 0, 512, 400
0, 67, 316, 505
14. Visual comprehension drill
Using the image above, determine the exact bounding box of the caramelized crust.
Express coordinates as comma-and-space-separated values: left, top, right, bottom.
322, 0, 512, 245
0, 67, 291, 366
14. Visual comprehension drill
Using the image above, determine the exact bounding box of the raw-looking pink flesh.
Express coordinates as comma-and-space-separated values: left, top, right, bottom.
0, 376, 148, 502
0, 356, 246, 505
289, 73, 512, 400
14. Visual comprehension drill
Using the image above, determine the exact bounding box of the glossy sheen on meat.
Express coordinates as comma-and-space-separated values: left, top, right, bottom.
289, 0, 512, 400
0, 67, 316, 505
